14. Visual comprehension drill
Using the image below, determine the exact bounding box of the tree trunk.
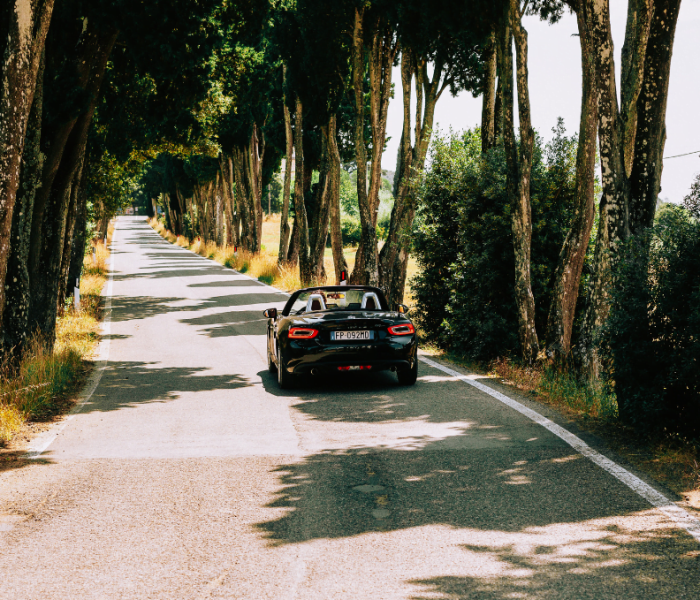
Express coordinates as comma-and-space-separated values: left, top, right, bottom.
0, 0, 54, 338
628, 0, 681, 233
576, 0, 649, 375
215, 173, 224, 246
232, 149, 251, 251
546, 3, 599, 361
349, 8, 397, 286
1, 50, 45, 355
247, 123, 265, 252
220, 156, 234, 246
308, 123, 333, 282
379, 49, 444, 305
28, 25, 117, 346
57, 154, 85, 312
327, 114, 347, 284
278, 77, 293, 263
28, 24, 118, 286
293, 97, 312, 284
67, 175, 88, 301
505, 0, 539, 363
481, 27, 498, 153
287, 218, 299, 267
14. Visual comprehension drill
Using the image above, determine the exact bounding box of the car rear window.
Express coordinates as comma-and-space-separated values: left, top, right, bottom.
286, 289, 385, 315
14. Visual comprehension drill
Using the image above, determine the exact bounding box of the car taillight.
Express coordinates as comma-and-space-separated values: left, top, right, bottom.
288, 327, 318, 339
388, 323, 415, 336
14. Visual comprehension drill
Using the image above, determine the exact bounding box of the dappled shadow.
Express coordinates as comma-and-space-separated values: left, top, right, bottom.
255, 445, 700, 597
110, 296, 192, 322
255, 446, 651, 544
111, 266, 228, 282
407, 526, 700, 599
180, 309, 268, 338
189, 279, 266, 288
109, 292, 285, 324
252, 356, 700, 596
78, 360, 252, 413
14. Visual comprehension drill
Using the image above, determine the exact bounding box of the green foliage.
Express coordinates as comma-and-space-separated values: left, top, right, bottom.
412, 124, 578, 360
605, 206, 700, 439
682, 172, 700, 219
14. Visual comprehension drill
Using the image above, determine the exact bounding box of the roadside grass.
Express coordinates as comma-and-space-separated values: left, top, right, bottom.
0, 232, 110, 447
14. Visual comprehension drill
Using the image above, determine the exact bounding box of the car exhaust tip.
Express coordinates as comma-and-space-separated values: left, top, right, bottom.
311, 368, 319, 376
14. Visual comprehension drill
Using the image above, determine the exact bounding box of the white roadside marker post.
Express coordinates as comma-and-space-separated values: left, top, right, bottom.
74, 278, 81, 311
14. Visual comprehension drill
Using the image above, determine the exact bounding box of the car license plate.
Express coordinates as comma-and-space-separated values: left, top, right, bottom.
331, 330, 373, 341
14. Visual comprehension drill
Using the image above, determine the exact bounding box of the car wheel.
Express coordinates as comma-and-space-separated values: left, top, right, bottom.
397, 347, 418, 386
268, 340, 278, 374
277, 345, 294, 389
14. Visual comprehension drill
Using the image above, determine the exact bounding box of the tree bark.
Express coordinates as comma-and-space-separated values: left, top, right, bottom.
279, 72, 293, 263
308, 122, 333, 282
292, 97, 312, 284
505, 0, 539, 363
220, 155, 234, 246
327, 114, 347, 284
215, 173, 224, 246
576, 0, 649, 375
481, 27, 498, 153
1, 49, 45, 355
57, 153, 84, 312
66, 174, 88, 301
0, 0, 54, 338
546, 3, 599, 361
628, 0, 681, 233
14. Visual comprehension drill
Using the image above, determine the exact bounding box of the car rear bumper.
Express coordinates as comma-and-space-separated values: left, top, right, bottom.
285, 338, 416, 374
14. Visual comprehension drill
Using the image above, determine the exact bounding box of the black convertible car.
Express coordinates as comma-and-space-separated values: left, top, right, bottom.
263, 285, 418, 389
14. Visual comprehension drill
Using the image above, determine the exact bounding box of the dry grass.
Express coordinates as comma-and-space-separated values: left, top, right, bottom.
0, 229, 108, 446
148, 217, 309, 292
148, 215, 418, 298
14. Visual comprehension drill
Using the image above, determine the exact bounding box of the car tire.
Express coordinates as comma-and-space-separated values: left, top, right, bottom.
268, 340, 277, 374
397, 347, 418, 386
277, 345, 294, 389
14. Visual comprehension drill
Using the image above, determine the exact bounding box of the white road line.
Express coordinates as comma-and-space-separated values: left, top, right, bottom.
419, 356, 700, 544
24, 226, 118, 459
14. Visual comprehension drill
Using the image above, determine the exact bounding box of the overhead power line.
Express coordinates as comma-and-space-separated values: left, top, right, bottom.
663, 150, 700, 159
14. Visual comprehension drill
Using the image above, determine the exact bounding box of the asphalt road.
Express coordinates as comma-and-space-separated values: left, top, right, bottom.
1, 216, 698, 599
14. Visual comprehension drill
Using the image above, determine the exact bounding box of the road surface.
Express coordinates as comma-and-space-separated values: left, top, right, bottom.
1, 217, 698, 599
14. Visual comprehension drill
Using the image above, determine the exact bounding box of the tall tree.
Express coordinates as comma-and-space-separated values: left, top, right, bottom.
577, 0, 682, 376
349, 4, 399, 286
500, 0, 539, 363
0, 0, 54, 344
546, 0, 599, 361
378, 0, 489, 304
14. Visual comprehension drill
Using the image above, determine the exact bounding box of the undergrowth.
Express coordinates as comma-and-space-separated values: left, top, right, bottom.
489, 357, 617, 419
0, 226, 112, 445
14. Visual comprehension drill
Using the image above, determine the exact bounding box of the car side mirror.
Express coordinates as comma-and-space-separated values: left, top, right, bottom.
396, 304, 409, 314
263, 308, 277, 319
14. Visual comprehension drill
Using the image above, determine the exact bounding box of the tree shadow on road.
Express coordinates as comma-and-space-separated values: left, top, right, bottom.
77, 360, 252, 413
109, 292, 285, 324
254, 367, 700, 598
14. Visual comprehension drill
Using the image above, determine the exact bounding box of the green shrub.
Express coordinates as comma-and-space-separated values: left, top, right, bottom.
605, 206, 700, 438
412, 123, 578, 360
